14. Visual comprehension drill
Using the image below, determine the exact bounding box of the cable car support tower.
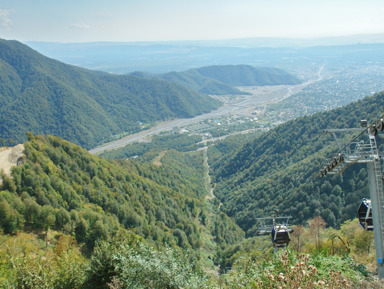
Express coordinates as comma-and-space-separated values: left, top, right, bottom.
319, 118, 384, 278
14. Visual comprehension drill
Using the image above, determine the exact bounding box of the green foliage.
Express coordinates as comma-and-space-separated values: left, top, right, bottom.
100, 132, 204, 159
84, 231, 210, 289
221, 250, 371, 288
210, 91, 384, 234
195, 65, 301, 86
0, 39, 221, 149
207, 133, 259, 165
0, 233, 87, 289
155, 69, 247, 95
0, 134, 215, 253
0, 218, 380, 288
113, 243, 209, 288
10, 251, 86, 289
133, 65, 301, 96
84, 230, 144, 289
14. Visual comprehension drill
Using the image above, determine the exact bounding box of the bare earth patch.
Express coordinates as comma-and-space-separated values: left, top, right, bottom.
0, 144, 24, 184
152, 150, 167, 166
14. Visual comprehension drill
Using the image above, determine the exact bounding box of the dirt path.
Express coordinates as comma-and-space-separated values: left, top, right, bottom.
152, 150, 167, 166
202, 146, 223, 211
202, 147, 215, 200
0, 144, 24, 184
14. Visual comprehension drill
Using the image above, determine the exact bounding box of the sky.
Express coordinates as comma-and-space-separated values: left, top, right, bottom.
0, 0, 384, 43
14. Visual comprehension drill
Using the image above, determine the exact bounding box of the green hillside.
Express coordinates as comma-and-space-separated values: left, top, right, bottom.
209, 91, 384, 234
160, 69, 246, 95
0, 107, 381, 288
0, 134, 377, 288
0, 39, 221, 149
0, 133, 245, 256
195, 65, 301, 86
132, 64, 301, 95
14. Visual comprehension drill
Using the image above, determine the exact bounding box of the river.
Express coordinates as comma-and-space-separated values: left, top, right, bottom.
89, 70, 322, 155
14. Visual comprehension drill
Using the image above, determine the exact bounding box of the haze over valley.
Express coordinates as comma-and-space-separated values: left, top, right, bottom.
2, 0, 384, 287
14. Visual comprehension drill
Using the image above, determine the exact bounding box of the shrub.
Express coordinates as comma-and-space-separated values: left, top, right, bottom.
221, 249, 373, 288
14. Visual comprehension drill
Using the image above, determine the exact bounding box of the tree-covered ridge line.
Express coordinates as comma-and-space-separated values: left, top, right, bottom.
209, 91, 384, 234
0, 38, 221, 149
0, 133, 246, 256
131, 64, 302, 96
0, 114, 382, 287
194, 65, 301, 86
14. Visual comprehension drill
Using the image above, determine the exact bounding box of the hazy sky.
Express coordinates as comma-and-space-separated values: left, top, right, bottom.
1, 0, 383, 42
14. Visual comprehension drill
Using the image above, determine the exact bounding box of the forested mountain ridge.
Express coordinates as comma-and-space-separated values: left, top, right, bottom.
0, 133, 244, 256
209, 91, 384, 234
0, 39, 221, 149
132, 64, 302, 95
194, 65, 301, 86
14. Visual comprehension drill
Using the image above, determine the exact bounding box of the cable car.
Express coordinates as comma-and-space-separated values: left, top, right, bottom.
271, 225, 293, 247
358, 198, 373, 231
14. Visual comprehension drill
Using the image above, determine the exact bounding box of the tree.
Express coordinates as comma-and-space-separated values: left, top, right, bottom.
1, 170, 17, 193
55, 208, 71, 230
26, 131, 34, 141
291, 225, 305, 253
354, 230, 374, 255
84, 230, 144, 289
74, 218, 89, 243
87, 220, 109, 249
0, 200, 18, 233
309, 216, 327, 250
24, 197, 40, 227
113, 243, 208, 288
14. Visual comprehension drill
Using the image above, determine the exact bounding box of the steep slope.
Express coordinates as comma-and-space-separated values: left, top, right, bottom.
0, 134, 225, 251
209, 91, 384, 234
158, 69, 247, 95
132, 65, 302, 95
0, 39, 221, 149
195, 65, 301, 86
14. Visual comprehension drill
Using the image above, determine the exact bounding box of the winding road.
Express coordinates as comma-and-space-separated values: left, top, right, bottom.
89, 68, 323, 155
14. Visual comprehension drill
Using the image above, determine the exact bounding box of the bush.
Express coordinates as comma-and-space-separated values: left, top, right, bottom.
0, 233, 86, 289
84, 231, 210, 289
221, 250, 373, 288
113, 243, 208, 289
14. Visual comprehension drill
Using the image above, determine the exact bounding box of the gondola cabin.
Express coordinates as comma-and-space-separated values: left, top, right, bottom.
271, 225, 292, 247
358, 198, 373, 231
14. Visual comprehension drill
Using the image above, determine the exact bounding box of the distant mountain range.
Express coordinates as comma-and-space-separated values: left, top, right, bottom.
0, 39, 221, 149
132, 65, 301, 95
26, 35, 384, 73
0, 39, 302, 149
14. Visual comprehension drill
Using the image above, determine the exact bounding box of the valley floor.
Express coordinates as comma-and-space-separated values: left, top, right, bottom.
89, 80, 315, 155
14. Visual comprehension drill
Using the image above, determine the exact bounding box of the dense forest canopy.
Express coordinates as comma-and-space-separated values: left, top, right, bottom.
1, 36, 384, 287
209, 91, 384, 234
0, 134, 204, 249
0, 39, 221, 149
0, 133, 245, 256
0, 133, 379, 288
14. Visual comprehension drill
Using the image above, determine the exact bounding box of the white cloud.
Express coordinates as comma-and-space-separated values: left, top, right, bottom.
0, 9, 12, 28
70, 22, 90, 30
